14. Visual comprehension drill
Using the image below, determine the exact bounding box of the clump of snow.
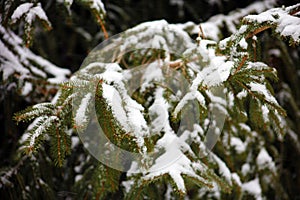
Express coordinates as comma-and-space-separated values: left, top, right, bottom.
239, 38, 248, 49
237, 89, 248, 99
28, 55, 70, 84
261, 105, 269, 123
71, 136, 80, 148
75, 175, 83, 182
199, 58, 234, 87
231, 173, 242, 186
138, 84, 212, 192
268, 49, 281, 57
242, 178, 262, 200
241, 163, 250, 175
21, 82, 33, 96
175, 0, 277, 41
122, 179, 134, 193
199, 0, 277, 41
256, 148, 275, 171
173, 39, 233, 116
89, 0, 106, 14
173, 72, 206, 117
230, 137, 246, 153
148, 88, 173, 136
239, 123, 251, 132
164, 184, 173, 199
169, 0, 184, 7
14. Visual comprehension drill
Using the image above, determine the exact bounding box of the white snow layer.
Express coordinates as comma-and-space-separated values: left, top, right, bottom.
198, 57, 234, 87
242, 178, 262, 200
180, 0, 277, 41
239, 38, 248, 49
212, 154, 232, 184
241, 163, 251, 176
71, 136, 80, 148
74, 93, 92, 128
142, 87, 212, 192
89, 0, 106, 13
140, 60, 164, 91
237, 89, 248, 99
118, 20, 192, 54
173, 73, 206, 117
29, 116, 58, 147
249, 82, 278, 105
11, 3, 51, 26
244, 3, 300, 43
174, 41, 233, 116
11, 3, 35, 22
143, 130, 210, 193
231, 173, 242, 186
256, 148, 275, 171
230, 137, 246, 153
102, 83, 130, 131
101, 66, 149, 148
0, 24, 70, 92
261, 104, 270, 123
149, 88, 170, 133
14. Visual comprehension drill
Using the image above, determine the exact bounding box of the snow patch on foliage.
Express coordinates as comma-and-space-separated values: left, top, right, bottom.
11, 3, 51, 27
230, 137, 246, 153
237, 89, 248, 99
118, 20, 193, 55
140, 60, 164, 91
11, 3, 34, 21
89, 0, 106, 14
29, 116, 58, 147
181, 0, 277, 41
256, 148, 275, 171
173, 72, 206, 117
102, 83, 130, 131
144, 136, 210, 193
244, 3, 300, 43
239, 38, 248, 49
241, 163, 251, 175
249, 82, 278, 105
261, 105, 269, 123
75, 93, 92, 128
212, 154, 232, 184
242, 178, 262, 200
231, 173, 242, 186
0, 24, 70, 93
99, 64, 149, 147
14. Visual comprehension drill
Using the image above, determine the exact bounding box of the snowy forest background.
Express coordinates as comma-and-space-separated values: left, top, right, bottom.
1, 0, 300, 199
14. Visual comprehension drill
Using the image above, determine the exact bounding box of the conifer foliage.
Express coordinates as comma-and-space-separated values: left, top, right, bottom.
1, 0, 300, 199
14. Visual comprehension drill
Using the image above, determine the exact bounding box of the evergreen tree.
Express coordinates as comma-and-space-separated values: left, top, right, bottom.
1, 0, 300, 199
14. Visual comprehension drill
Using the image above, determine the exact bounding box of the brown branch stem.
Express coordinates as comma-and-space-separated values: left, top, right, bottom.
95, 14, 109, 39
246, 25, 272, 39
